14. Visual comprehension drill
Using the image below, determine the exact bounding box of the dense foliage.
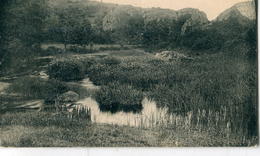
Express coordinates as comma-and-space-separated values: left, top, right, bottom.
94, 82, 144, 113
0, 0, 48, 74
0, 0, 257, 75
0, 0, 257, 146
47, 60, 86, 81
6, 77, 89, 100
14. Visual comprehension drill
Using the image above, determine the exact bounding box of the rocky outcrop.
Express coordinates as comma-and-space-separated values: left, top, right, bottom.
176, 8, 209, 35
155, 51, 189, 61
215, 1, 256, 22
59, 91, 79, 102
102, 5, 143, 31
102, 5, 208, 33
45, 91, 79, 104
142, 8, 178, 25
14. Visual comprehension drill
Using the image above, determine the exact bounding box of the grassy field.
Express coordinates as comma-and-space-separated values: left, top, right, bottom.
0, 112, 257, 147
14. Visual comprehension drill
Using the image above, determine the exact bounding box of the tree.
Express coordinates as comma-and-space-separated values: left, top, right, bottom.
1, 0, 48, 73
70, 16, 92, 49
4, 0, 47, 47
142, 20, 160, 47
45, 2, 92, 50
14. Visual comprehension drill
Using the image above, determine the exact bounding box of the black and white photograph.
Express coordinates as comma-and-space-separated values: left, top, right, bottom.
0, 0, 258, 148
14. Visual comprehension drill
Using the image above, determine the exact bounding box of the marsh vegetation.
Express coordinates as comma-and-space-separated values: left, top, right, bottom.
0, 0, 257, 147
0, 48, 257, 147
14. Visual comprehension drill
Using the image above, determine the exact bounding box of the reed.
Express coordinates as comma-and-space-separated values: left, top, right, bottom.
0, 110, 257, 147
72, 104, 91, 121
86, 51, 257, 140
93, 82, 144, 113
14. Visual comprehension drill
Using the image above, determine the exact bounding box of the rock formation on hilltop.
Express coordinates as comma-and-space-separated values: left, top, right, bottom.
176, 8, 208, 35
142, 8, 178, 24
215, 1, 256, 22
43, 0, 256, 53
155, 51, 189, 61
102, 5, 143, 31
102, 5, 209, 33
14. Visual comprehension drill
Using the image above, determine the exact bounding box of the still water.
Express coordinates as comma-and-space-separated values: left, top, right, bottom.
75, 78, 171, 127
76, 97, 169, 127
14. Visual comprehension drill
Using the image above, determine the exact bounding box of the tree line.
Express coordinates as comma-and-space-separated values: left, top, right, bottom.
0, 0, 257, 74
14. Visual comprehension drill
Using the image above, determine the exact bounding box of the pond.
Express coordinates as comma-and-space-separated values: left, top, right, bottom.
77, 78, 176, 127
76, 97, 171, 127
1, 75, 178, 128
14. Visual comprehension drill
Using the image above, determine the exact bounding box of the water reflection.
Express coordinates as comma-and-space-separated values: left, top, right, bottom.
98, 102, 143, 114
76, 97, 169, 127
76, 78, 170, 127
78, 78, 98, 90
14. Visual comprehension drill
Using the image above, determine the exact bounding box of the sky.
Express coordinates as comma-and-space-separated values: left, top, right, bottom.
95, 0, 253, 20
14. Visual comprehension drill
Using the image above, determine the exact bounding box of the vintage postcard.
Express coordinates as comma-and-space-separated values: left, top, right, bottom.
0, 0, 258, 149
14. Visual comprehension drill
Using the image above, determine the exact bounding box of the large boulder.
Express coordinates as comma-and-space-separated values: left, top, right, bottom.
215, 1, 256, 22
102, 5, 208, 33
102, 5, 143, 31
58, 91, 79, 102
177, 8, 209, 35
155, 51, 188, 61
45, 91, 79, 104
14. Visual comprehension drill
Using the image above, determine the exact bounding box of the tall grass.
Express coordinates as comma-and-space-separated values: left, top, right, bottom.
130, 107, 257, 146
15, 49, 255, 142
5, 77, 90, 100
93, 82, 144, 113
86, 52, 257, 140
1, 110, 257, 147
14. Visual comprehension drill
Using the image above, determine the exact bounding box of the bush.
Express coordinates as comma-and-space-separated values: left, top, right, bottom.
0, 100, 7, 113
5, 77, 89, 101
44, 79, 90, 104
100, 56, 121, 66
6, 77, 48, 99
93, 82, 144, 113
47, 60, 86, 81
81, 57, 96, 69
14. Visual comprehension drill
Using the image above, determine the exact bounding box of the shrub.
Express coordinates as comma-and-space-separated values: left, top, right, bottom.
47, 60, 86, 81
44, 79, 90, 104
100, 56, 121, 66
43, 79, 70, 104
0, 100, 7, 113
93, 82, 144, 113
6, 77, 48, 99
81, 57, 96, 69
5, 77, 89, 101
